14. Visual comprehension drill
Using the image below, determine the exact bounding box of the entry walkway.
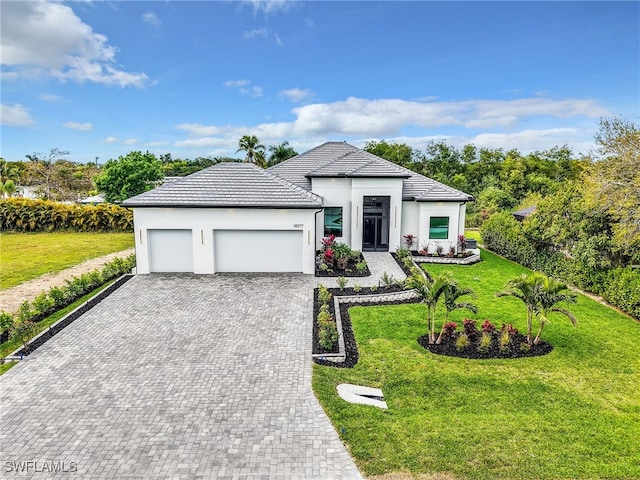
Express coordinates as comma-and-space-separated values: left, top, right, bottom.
315, 252, 406, 288
0, 274, 362, 479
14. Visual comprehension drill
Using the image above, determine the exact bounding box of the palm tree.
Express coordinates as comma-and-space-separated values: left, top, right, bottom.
436, 282, 478, 344
268, 141, 298, 166
533, 276, 577, 344
496, 273, 545, 345
406, 271, 451, 344
236, 135, 266, 168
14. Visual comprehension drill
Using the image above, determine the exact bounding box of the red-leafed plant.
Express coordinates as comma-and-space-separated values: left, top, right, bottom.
481, 319, 496, 333
463, 318, 479, 340
323, 247, 335, 267
442, 322, 457, 336
321, 235, 336, 249
458, 234, 467, 253
404, 234, 416, 249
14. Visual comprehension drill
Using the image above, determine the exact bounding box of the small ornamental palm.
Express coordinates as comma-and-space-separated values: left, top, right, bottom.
533, 276, 577, 344
436, 282, 478, 344
406, 271, 451, 344
496, 273, 545, 345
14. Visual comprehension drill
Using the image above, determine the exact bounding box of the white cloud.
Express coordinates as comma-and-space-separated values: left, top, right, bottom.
244, 0, 295, 15
243, 28, 269, 39
1, 103, 34, 126
172, 96, 606, 155
1, 1, 149, 87
64, 121, 93, 131
144, 141, 171, 147
142, 12, 162, 27
101, 136, 119, 143
279, 88, 313, 103
38, 93, 63, 102
223, 79, 263, 98
124, 138, 137, 145
243, 27, 282, 45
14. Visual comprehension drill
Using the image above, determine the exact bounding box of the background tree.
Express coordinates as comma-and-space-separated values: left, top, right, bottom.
237, 135, 266, 168
364, 140, 416, 167
95, 151, 163, 203
268, 141, 298, 166
584, 116, 640, 251
25, 148, 69, 200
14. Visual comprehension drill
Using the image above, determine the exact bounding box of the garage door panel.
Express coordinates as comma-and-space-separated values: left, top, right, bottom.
215, 230, 302, 272
149, 229, 194, 272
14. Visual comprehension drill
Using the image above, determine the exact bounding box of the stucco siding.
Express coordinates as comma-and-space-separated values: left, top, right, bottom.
132, 207, 317, 274
417, 202, 465, 254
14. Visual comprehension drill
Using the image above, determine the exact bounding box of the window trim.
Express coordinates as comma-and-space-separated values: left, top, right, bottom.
324, 207, 343, 237
429, 216, 449, 240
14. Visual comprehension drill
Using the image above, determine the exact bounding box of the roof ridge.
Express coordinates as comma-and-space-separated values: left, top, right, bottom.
305, 151, 354, 176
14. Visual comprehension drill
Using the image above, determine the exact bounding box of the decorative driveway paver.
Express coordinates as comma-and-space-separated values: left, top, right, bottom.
0, 274, 361, 479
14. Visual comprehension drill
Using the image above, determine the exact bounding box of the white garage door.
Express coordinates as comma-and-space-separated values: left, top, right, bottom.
215, 230, 303, 272
148, 229, 194, 272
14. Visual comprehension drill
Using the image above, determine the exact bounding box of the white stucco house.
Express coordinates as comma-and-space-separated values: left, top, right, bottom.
123, 142, 473, 275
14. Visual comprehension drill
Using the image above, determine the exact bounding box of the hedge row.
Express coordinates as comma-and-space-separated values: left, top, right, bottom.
0, 255, 136, 344
481, 212, 640, 319
0, 198, 133, 232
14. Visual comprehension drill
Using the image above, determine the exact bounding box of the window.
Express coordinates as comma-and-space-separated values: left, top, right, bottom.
429, 217, 449, 239
324, 207, 343, 237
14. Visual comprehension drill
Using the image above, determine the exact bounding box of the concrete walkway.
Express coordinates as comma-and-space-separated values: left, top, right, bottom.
315, 252, 406, 288
0, 274, 362, 479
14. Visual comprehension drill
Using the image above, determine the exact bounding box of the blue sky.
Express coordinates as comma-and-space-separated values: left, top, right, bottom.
1, 1, 638, 163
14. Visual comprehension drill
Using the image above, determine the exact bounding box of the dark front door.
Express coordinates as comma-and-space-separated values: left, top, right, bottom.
362, 196, 390, 251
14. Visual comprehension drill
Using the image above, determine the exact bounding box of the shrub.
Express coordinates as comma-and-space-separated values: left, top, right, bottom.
0, 311, 14, 333
337, 276, 348, 291
477, 332, 492, 353
317, 309, 332, 324
319, 319, 339, 349
48, 286, 67, 308
32, 292, 55, 316
455, 333, 469, 352
462, 318, 479, 340
318, 303, 331, 316
520, 342, 532, 353
318, 285, 332, 305
481, 319, 496, 333
443, 322, 457, 337
353, 284, 362, 293
11, 321, 37, 351
355, 261, 368, 274
16, 301, 34, 323
396, 246, 410, 259
370, 285, 379, 292
380, 272, 395, 287
402, 257, 413, 269
603, 267, 640, 319
0, 198, 133, 233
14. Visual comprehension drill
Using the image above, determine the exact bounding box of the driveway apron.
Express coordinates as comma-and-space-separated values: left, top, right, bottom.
0, 274, 361, 479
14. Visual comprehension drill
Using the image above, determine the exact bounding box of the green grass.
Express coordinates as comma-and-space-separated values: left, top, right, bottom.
0, 232, 134, 289
0, 281, 112, 360
313, 249, 640, 479
0, 362, 17, 374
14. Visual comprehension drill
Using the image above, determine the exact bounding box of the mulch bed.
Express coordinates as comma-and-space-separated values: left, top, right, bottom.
410, 250, 474, 259
315, 253, 371, 277
312, 285, 420, 368
418, 332, 553, 359
312, 284, 553, 367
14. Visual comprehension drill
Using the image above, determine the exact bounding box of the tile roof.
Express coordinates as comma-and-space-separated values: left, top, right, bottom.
122, 162, 323, 208
268, 142, 473, 202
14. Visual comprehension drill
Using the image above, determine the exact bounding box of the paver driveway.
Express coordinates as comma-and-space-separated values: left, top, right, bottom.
0, 274, 361, 479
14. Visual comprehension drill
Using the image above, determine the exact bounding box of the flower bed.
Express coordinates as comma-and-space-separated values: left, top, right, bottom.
315, 235, 370, 277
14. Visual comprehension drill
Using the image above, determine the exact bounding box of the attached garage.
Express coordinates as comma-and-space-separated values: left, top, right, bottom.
215, 230, 303, 272
148, 229, 194, 273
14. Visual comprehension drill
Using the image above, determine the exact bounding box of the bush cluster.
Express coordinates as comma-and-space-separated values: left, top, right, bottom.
317, 285, 338, 350
0, 198, 133, 232
0, 255, 136, 342
481, 212, 640, 319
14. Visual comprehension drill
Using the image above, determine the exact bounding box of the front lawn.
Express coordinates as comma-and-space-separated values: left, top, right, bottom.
313, 249, 640, 479
0, 232, 134, 289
